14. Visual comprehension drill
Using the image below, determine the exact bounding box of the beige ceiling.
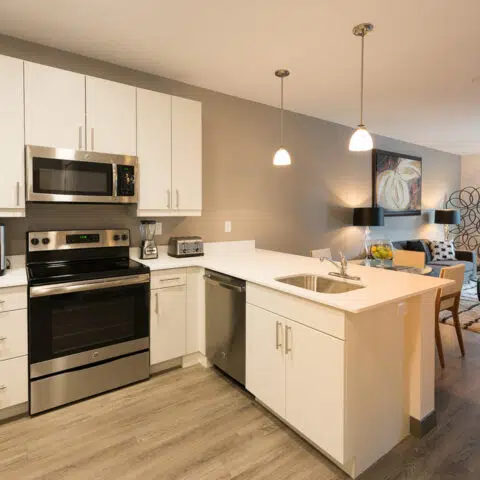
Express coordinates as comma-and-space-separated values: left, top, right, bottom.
1, 0, 479, 155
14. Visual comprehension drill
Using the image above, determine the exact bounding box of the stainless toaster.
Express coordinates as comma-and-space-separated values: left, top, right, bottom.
167, 236, 204, 258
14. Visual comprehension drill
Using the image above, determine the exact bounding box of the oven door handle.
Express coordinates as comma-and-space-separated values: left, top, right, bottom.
29, 273, 150, 298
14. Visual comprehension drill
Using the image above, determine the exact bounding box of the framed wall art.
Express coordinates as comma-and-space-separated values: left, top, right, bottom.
372, 149, 422, 216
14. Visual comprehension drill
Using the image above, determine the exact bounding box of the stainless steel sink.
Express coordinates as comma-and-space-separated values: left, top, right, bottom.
275, 274, 364, 294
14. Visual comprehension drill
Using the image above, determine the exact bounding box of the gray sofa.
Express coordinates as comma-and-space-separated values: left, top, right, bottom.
392, 239, 477, 283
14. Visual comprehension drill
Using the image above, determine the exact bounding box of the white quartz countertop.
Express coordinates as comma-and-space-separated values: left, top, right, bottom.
133, 247, 452, 314
0, 245, 452, 313
0, 266, 28, 288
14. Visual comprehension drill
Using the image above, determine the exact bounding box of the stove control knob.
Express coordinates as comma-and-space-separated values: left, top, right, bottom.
121, 234, 128, 241
42, 237, 50, 245
31, 238, 39, 246
113, 235, 120, 241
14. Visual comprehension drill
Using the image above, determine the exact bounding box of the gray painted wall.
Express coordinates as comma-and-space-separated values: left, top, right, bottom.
0, 34, 460, 257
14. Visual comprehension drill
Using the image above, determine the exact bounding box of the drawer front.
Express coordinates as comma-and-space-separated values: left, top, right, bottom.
0, 356, 28, 409
0, 286, 28, 312
151, 269, 187, 289
0, 309, 28, 361
246, 283, 345, 340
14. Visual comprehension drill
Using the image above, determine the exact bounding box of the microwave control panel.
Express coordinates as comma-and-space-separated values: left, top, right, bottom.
117, 165, 135, 197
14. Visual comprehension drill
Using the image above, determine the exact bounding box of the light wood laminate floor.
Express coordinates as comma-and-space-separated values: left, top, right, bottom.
0, 323, 479, 480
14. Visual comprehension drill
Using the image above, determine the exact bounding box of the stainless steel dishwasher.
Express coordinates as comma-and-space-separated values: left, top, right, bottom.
204, 269, 246, 385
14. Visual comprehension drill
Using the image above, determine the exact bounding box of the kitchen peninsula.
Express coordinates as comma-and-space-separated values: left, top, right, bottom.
132, 241, 452, 479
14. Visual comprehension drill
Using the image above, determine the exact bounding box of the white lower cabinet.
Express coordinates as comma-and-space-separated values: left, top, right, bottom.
150, 282, 187, 366
246, 304, 286, 418
0, 286, 28, 414
285, 318, 345, 462
0, 309, 28, 361
0, 356, 28, 410
246, 303, 345, 462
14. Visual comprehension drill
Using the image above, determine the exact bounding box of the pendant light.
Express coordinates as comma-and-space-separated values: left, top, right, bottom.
273, 69, 291, 166
349, 23, 374, 152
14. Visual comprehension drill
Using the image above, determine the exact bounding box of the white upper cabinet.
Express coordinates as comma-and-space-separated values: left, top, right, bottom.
137, 88, 172, 214
86, 76, 136, 155
24, 62, 86, 150
171, 96, 202, 214
0, 55, 25, 216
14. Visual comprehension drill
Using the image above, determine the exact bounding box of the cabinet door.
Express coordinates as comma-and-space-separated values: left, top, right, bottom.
0, 356, 28, 409
25, 62, 86, 150
137, 88, 172, 214
246, 304, 286, 418
86, 76, 136, 155
285, 319, 345, 462
0, 55, 24, 215
171, 96, 202, 213
150, 286, 186, 365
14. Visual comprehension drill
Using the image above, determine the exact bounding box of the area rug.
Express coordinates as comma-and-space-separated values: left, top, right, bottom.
439, 281, 480, 334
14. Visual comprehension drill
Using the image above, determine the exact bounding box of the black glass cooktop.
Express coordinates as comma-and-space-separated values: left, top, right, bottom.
28, 258, 149, 286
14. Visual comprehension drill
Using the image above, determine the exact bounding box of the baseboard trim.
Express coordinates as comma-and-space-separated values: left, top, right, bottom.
410, 410, 437, 438
182, 352, 211, 369
150, 358, 182, 375
0, 402, 28, 424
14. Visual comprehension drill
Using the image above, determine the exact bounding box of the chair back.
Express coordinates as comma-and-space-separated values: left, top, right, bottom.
311, 248, 332, 259
438, 264, 465, 310
392, 250, 425, 269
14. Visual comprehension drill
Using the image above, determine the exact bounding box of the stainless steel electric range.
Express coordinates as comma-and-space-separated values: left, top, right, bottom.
26, 229, 150, 415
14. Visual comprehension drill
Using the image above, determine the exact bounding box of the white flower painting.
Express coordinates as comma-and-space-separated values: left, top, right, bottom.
373, 150, 422, 216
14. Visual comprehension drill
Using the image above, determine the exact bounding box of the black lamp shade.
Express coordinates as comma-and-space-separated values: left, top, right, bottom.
434, 209, 460, 225
353, 207, 384, 227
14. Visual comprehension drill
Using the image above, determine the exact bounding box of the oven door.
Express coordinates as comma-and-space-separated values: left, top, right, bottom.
29, 274, 150, 379
26, 145, 138, 203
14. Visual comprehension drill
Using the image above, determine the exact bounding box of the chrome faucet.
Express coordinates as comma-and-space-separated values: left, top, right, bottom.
320, 252, 360, 281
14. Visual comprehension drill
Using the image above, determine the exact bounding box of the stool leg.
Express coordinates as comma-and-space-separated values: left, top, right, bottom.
435, 320, 445, 368
452, 295, 465, 357
435, 295, 445, 368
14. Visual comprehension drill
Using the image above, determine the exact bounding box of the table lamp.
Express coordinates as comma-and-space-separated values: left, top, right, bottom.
353, 207, 385, 261
434, 209, 460, 241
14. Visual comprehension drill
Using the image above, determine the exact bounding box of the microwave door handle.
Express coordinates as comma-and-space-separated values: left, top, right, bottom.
112, 164, 118, 198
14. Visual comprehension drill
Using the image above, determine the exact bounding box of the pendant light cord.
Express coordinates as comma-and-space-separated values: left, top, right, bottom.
280, 76, 284, 145
360, 33, 364, 126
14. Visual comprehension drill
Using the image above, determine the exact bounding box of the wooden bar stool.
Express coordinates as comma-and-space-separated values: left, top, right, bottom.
435, 264, 466, 368
392, 250, 425, 269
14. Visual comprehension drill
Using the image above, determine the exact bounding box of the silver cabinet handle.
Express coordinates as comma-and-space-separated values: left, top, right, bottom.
79, 125, 83, 149
0, 300, 5, 304
91, 127, 95, 150
176, 189, 179, 208
165, 190, 170, 208
16, 182, 20, 206
275, 321, 282, 350
285, 326, 292, 354
0, 337, 6, 341
159, 277, 181, 282
0, 386, 6, 391
155, 292, 159, 315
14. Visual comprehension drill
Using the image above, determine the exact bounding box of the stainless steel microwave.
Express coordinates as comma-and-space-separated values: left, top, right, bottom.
26, 145, 138, 204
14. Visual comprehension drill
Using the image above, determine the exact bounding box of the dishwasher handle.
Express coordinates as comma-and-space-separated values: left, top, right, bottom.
204, 275, 245, 293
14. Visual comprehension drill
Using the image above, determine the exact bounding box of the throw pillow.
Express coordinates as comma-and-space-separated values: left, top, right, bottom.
429, 240, 455, 262
406, 240, 430, 263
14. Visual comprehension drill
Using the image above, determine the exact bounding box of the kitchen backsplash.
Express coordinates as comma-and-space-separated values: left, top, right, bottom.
1, 204, 176, 255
